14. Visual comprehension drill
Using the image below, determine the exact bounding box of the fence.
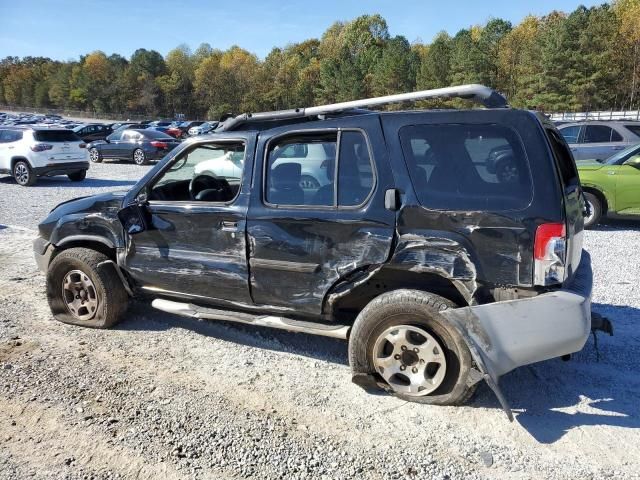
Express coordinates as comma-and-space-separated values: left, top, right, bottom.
0, 105, 150, 122
550, 110, 640, 122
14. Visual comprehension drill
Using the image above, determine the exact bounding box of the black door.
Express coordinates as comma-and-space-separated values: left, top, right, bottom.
121, 135, 256, 306
247, 116, 396, 317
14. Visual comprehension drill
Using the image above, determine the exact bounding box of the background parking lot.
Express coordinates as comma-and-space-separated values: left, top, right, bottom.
0, 162, 639, 479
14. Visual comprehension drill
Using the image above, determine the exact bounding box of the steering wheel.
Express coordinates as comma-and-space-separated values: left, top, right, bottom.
189, 174, 222, 200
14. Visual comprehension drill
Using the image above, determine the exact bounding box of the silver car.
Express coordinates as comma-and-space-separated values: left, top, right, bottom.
558, 121, 640, 161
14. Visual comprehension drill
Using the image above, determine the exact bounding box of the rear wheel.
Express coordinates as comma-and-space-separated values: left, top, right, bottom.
13, 160, 36, 186
583, 192, 602, 229
67, 170, 87, 182
46, 248, 128, 328
89, 147, 102, 163
349, 289, 476, 405
133, 148, 148, 165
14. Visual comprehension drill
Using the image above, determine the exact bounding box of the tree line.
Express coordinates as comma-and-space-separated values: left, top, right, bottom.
1, 1, 639, 120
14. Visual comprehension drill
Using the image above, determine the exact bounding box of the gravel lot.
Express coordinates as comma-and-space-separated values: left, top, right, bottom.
0, 162, 639, 479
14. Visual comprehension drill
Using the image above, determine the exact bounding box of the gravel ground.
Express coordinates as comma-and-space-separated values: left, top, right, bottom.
0, 163, 639, 479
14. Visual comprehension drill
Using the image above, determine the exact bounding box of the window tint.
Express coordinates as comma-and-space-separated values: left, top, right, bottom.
142, 130, 174, 139
149, 142, 245, 202
265, 131, 375, 208
546, 128, 579, 187
583, 125, 614, 143
33, 130, 80, 142
338, 131, 374, 206
624, 124, 640, 137
399, 124, 533, 211
559, 125, 581, 143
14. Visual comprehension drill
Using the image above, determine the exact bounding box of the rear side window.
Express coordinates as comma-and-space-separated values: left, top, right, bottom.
545, 128, 579, 187
583, 125, 616, 143
33, 130, 81, 142
399, 124, 533, 211
0, 130, 23, 143
624, 124, 640, 137
265, 130, 375, 208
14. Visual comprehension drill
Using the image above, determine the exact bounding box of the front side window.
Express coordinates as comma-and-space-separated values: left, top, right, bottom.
400, 124, 533, 211
149, 142, 245, 203
265, 130, 374, 208
559, 125, 581, 144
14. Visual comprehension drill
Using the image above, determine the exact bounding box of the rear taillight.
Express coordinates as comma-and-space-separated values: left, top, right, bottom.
79, 143, 86, 148
30, 143, 53, 152
150, 141, 168, 149
534, 223, 566, 286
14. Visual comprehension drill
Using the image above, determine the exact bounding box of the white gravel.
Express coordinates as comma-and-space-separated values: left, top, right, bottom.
0, 165, 639, 479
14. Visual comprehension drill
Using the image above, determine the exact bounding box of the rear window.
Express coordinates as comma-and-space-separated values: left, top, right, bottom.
399, 124, 533, 211
33, 130, 82, 142
625, 124, 640, 137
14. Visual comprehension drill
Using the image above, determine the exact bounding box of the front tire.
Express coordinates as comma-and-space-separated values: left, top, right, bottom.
13, 160, 36, 186
89, 147, 102, 163
349, 290, 476, 406
67, 170, 87, 182
46, 248, 128, 329
583, 192, 602, 229
133, 148, 148, 165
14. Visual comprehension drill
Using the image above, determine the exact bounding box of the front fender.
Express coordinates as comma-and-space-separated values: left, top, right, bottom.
49, 212, 123, 249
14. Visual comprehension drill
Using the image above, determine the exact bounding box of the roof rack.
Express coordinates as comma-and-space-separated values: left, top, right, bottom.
218, 84, 508, 131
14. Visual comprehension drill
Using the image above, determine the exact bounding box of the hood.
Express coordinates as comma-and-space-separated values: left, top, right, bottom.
576, 159, 605, 171
38, 191, 127, 241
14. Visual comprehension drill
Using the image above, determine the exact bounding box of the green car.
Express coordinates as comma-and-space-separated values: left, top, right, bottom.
577, 143, 640, 228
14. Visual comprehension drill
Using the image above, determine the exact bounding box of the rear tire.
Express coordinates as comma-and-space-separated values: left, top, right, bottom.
13, 160, 36, 186
349, 289, 476, 406
583, 192, 602, 229
133, 148, 148, 165
46, 248, 128, 329
67, 170, 87, 182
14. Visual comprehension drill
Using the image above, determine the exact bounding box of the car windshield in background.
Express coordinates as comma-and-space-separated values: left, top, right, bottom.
399, 124, 533, 211
33, 130, 81, 142
605, 143, 640, 165
142, 130, 174, 139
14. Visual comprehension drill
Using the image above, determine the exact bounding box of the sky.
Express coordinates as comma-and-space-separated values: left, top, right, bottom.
0, 0, 607, 61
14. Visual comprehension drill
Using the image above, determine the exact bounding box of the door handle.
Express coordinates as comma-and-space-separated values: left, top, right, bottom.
221, 220, 238, 232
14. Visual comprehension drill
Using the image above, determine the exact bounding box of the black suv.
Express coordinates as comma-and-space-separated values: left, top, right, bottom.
33, 85, 595, 419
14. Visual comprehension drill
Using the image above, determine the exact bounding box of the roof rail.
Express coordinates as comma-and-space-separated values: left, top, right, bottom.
218, 84, 508, 131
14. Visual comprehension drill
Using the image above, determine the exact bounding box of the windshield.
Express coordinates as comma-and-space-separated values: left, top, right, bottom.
605, 143, 640, 165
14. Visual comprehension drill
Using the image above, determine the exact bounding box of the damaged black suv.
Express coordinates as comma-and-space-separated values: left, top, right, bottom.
34, 85, 595, 419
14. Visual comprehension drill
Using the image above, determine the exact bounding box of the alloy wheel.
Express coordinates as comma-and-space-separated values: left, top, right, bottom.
61, 270, 99, 321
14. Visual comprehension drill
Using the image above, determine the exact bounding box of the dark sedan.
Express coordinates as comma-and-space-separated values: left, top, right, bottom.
87, 129, 181, 165
73, 123, 112, 142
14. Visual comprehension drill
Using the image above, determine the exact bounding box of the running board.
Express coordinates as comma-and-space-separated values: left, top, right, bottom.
151, 299, 350, 340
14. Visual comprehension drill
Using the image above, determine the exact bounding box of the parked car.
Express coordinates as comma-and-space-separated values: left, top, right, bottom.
148, 120, 173, 128
558, 121, 640, 161
577, 143, 640, 227
188, 121, 218, 136
148, 125, 183, 139
87, 129, 181, 165
0, 126, 88, 186
73, 124, 113, 143
175, 121, 205, 138
33, 85, 601, 420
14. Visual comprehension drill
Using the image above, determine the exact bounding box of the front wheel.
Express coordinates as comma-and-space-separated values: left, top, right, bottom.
133, 148, 148, 165
349, 290, 476, 405
583, 192, 602, 229
89, 147, 102, 163
13, 160, 36, 186
67, 170, 87, 182
46, 248, 128, 328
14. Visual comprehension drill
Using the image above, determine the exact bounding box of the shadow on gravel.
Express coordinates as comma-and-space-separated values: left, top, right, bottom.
470, 302, 640, 443
0, 176, 137, 188
592, 218, 640, 231
116, 300, 349, 366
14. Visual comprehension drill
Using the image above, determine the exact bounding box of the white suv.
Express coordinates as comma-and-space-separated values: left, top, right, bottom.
0, 127, 89, 186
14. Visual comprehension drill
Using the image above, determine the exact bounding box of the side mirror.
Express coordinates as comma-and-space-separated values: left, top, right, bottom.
623, 155, 640, 168
117, 201, 150, 235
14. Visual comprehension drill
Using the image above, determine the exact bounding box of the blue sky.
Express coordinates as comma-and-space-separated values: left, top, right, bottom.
0, 0, 606, 60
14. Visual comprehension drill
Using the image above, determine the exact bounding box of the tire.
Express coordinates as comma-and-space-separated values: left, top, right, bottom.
133, 148, 148, 165
67, 170, 87, 182
349, 289, 476, 406
13, 160, 36, 186
583, 192, 602, 229
46, 248, 128, 329
89, 147, 102, 163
